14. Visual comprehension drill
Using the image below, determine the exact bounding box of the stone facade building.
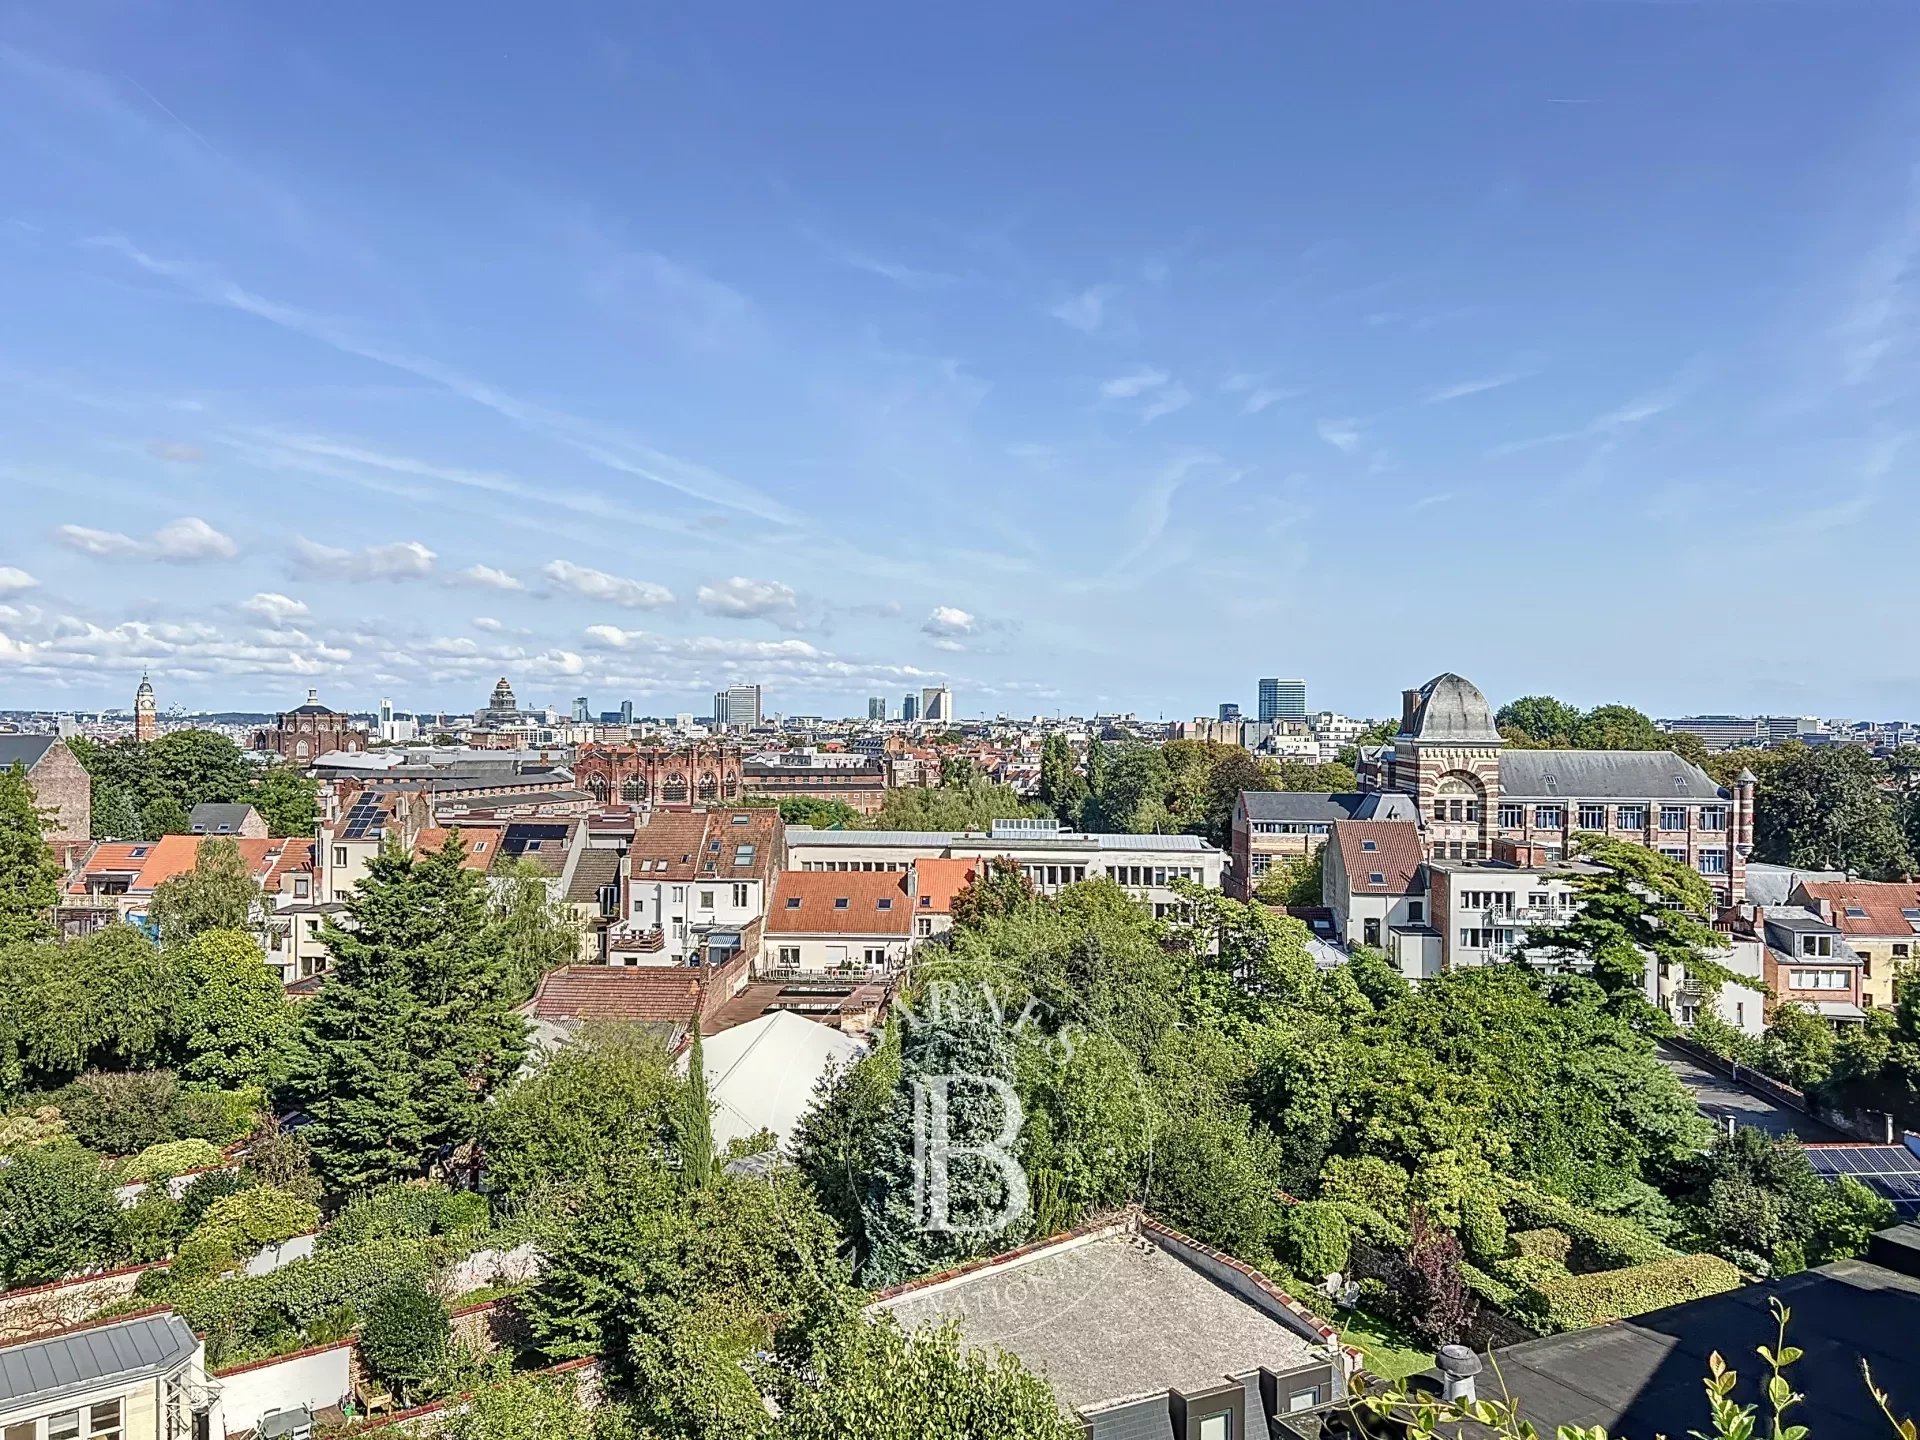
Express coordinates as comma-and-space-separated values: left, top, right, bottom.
0, 736, 90, 851
253, 689, 366, 765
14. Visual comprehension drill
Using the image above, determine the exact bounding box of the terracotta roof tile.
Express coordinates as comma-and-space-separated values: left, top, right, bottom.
529, 965, 705, 1024
912, 858, 979, 915
1793, 881, 1920, 939
412, 827, 503, 871
767, 870, 913, 937
1330, 820, 1424, 895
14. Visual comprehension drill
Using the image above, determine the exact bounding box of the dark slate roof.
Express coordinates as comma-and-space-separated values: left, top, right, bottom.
1497, 750, 1728, 801
1241, 791, 1421, 825
565, 845, 622, 904
0, 1313, 199, 1409
1455, 1254, 1920, 1440
188, 802, 257, 834
1401, 673, 1501, 743
0, 736, 58, 771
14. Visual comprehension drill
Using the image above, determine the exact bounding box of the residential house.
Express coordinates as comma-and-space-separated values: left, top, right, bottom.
1228, 791, 1420, 899
607, 808, 782, 968
1787, 880, 1920, 1009
525, 941, 756, 1049
1756, 906, 1867, 1022
870, 1212, 1352, 1439
316, 789, 432, 903
764, 869, 913, 977
0, 735, 90, 854
1359, 672, 1755, 904
1321, 820, 1436, 976
907, 857, 977, 942
0, 1313, 213, 1440
188, 802, 268, 839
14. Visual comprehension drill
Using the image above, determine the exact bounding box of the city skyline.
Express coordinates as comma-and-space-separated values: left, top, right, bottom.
4, 5, 1920, 716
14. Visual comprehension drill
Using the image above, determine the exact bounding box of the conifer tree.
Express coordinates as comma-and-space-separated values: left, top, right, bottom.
679, 996, 714, 1191
283, 833, 527, 1191
0, 763, 60, 947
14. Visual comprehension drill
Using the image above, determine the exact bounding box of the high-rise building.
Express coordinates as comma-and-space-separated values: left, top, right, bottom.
712, 684, 763, 731
902, 693, 920, 723
620, 699, 635, 726
1218, 703, 1241, 723
571, 696, 590, 723
1257, 678, 1307, 724
921, 686, 955, 724
867, 696, 887, 722
134, 672, 157, 743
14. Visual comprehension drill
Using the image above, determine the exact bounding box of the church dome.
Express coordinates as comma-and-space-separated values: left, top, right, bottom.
1402, 673, 1501, 744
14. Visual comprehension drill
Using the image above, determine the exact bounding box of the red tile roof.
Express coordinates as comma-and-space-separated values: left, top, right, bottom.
912, 858, 979, 915
69, 835, 314, 896
1329, 820, 1424, 895
528, 965, 705, 1024
767, 870, 914, 937
1792, 881, 1920, 938
412, 826, 503, 871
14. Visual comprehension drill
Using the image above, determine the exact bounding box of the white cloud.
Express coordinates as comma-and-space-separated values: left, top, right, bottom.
145, 441, 204, 463
1050, 284, 1116, 334
1241, 387, 1298, 415
472, 616, 506, 633
456, 564, 525, 592
56, 516, 237, 563
543, 559, 674, 610
290, 537, 437, 581
696, 576, 798, 620
922, 606, 977, 639
585, 624, 823, 661
1141, 382, 1192, 424
241, 592, 309, 624
1424, 371, 1526, 404
1100, 366, 1170, 400
1317, 418, 1364, 454
0, 567, 38, 594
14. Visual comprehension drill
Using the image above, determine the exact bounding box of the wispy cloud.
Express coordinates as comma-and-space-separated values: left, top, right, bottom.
1317, 418, 1364, 454
241, 592, 308, 623
1050, 284, 1117, 334
1838, 165, 1920, 386
57, 516, 237, 563
696, 576, 799, 622
1140, 382, 1192, 424
145, 440, 203, 462
543, 559, 673, 610
1411, 492, 1455, 511
0, 567, 39, 594
1100, 366, 1170, 399
455, 564, 525, 592
1488, 383, 1682, 457
1221, 373, 1302, 416
1425, 370, 1529, 404
290, 537, 435, 581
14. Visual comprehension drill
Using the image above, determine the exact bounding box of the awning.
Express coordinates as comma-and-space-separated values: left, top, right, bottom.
1813, 1001, 1869, 1021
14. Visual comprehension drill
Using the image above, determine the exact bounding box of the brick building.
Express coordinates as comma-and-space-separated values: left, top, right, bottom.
0, 736, 90, 852
742, 749, 888, 815
253, 689, 366, 765
573, 741, 744, 810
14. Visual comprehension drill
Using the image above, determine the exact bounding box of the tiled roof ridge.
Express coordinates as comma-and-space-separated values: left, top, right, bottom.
1137, 1214, 1342, 1345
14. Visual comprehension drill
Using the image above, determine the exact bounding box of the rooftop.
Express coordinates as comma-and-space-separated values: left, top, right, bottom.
1241, 791, 1421, 826
697, 1010, 865, 1150
871, 1217, 1334, 1414
1330, 820, 1424, 894
1399, 673, 1501, 745
0, 735, 60, 770
0, 1313, 199, 1411
1498, 750, 1728, 801
767, 871, 913, 935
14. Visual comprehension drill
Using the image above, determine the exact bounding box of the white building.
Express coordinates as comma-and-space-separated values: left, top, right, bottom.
608, 809, 782, 966
920, 686, 955, 724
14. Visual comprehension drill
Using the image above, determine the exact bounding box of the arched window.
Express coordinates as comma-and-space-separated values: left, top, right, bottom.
621, 776, 647, 802
585, 773, 609, 800
663, 772, 688, 803
697, 772, 718, 799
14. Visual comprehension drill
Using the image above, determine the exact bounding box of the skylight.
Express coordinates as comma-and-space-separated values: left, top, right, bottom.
877, 897, 892, 910
1846, 905, 1869, 919
785, 897, 801, 909
1361, 839, 1378, 852
833, 898, 849, 909
1369, 871, 1386, 885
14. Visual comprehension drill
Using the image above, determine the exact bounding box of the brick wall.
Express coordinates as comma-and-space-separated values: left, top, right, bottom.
30, 741, 91, 846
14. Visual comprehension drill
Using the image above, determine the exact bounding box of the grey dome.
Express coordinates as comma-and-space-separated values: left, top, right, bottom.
1401, 673, 1502, 744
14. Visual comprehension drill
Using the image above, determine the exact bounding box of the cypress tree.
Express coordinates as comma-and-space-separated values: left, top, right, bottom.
679, 995, 714, 1190
0, 763, 60, 947
284, 833, 527, 1191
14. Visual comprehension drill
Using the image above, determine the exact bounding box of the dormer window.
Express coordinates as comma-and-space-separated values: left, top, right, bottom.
1361, 839, 1378, 852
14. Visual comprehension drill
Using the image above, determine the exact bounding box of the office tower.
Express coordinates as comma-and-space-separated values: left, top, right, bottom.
619, 699, 634, 726
867, 696, 886, 722
921, 686, 954, 724
902, 693, 920, 723
712, 684, 764, 731
1257, 678, 1307, 724
571, 696, 590, 723
1218, 703, 1241, 723
379, 697, 394, 728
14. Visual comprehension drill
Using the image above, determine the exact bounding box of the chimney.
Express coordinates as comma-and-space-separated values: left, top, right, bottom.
1401, 688, 1422, 736
1436, 1345, 1482, 1405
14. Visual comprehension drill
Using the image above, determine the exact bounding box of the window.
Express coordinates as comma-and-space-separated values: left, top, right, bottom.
699, 890, 714, 910
1361, 839, 1378, 852
1447, 799, 1464, 822
1578, 804, 1606, 829
1368, 871, 1386, 885
864, 946, 889, 966
1497, 804, 1525, 827
785, 896, 802, 909
1364, 918, 1381, 947
1431, 802, 1446, 821
1616, 805, 1647, 829
1697, 850, 1727, 875
833, 897, 849, 909
1446, 842, 1463, 859
778, 946, 801, 966
1528, 892, 1549, 909
1896, 943, 1910, 958
1199, 1415, 1234, 1440
1659, 846, 1687, 862
332, 845, 348, 867
1800, 933, 1834, 957
734, 844, 755, 865
877, 897, 893, 910
1789, 969, 1850, 990
293, 876, 310, 899
1846, 905, 1870, 920
1288, 1388, 1322, 1413
1407, 901, 1424, 922
1700, 806, 1728, 830
916, 917, 934, 937
1534, 805, 1563, 829
1660, 805, 1688, 831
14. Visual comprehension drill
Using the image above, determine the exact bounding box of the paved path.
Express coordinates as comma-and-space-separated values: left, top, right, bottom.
1657, 1043, 1843, 1142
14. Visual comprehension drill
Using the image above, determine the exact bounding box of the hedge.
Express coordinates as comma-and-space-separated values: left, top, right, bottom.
168, 1238, 433, 1366
1279, 1202, 1351, 1277
1500, 1182, 1674, 1271
1522, 1252, 1741, 1332
319, 1184, 491, 1257
1458, 1260, 1520, 1312
1509, 1228, 1572, 1266
123, 1139, 225, 1183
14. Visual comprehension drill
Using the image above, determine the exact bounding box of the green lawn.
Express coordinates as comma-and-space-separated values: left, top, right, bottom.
1339, 1308, 1433, 1382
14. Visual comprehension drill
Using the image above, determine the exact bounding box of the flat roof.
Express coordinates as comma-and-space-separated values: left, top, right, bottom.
0, 1314, 198, 1411
872, 1227, 1326, 1410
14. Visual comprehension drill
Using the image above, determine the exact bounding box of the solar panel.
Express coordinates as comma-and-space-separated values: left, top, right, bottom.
1804, 1145, 1920, 1215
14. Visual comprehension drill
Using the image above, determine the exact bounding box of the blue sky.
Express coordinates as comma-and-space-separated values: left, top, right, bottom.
3, 1, 1918, 721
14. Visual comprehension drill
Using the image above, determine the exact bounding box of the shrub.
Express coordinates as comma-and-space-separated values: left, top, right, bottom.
1325, 1200, 1408, 1248
117, 1188, 185, 1264
238, 1121, 322, 1206
1457, 1260, 1519, 1312
0, 1105, 67, 1153
171, 1186, 319, 1280
1509, 1227, 1573, 1266
360, 1277, 451, 1403
170, 1238, 433, 1366
1318, 1155, 1411, 1221
1457, 1191, 1507, 1266
55, 1071, 179, 1154
1500, 1181, 1673, 1271
0, 1142, 121, 1287
319, 1184, 491, 1258
177, 1169, 252, 1230
124, 1138, 225, 1183
171, 1087, 262, 1146
1279, 1202, 1352, 1278
1522, 1252, 1741, 1332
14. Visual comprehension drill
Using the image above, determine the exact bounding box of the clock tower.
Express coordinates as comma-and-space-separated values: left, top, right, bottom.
134, 672, 157, 743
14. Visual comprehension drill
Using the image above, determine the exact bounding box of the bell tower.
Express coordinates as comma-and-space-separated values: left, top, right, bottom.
134, 671, 158, 743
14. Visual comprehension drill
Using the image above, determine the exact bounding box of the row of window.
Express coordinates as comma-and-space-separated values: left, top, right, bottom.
1478, 803, 1728, 832
1787, 969, 1852, 991
773, 945, 894, 968
1251, 821, 1331, 835
8, 1399, 125, 1440
1106, 864, 1207, 888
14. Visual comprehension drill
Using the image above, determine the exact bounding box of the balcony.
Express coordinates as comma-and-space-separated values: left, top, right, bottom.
607, 926, 665, 954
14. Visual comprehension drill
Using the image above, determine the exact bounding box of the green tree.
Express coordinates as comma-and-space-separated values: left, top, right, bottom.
1253, 846, 1325, 907
947, 855, 1041, 929
0, 927, 179, 1096
865, 778, 1038, 832
1036, 733, 1087, 825
147, 837, 263, 943
172, 927, 291, 1089
490, 856, 580, 999
248, 765, 319, 837
1682, 1125, 1891, 1272
0, 1141, 122, 1286
1756, 744, 1911, 879
143, 729, 252, 812
860, 983, 1029, 1286
283, 834, 527, 1191
140, 796, 191, 839
776, 797, 862, 829
1080, 737, 1109, 828
0, 761, 61, 946
791, 1037, 901, 1251
1519, 836, 1729, 999
1496, 696, 1583, 748
92, 785, 145, 841
679, 1016, 714, 1192
1574, 704, 1666, 751
360, 1277, 452, 1404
